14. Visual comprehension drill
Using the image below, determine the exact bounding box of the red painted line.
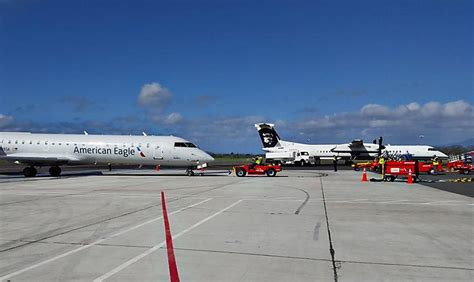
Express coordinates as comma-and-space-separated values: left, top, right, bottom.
161, 191, 180, 282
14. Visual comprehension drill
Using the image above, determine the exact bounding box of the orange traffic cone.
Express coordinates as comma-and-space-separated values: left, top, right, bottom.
361, 167, 368, 182
407, 169, 413, 184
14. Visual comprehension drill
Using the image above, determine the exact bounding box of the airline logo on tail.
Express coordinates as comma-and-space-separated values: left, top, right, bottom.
255, 123, 280, 148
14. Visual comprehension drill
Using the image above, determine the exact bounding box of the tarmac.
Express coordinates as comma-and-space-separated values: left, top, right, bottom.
0, 168, 472, 281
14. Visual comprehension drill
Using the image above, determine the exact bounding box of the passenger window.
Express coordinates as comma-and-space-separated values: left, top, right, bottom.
8, 140, 11, 144
146, 143, 150, 148
21, 141, 25, 144
15, 140, 18, 144
58, 143, 62, 146
29, 141, 33, 144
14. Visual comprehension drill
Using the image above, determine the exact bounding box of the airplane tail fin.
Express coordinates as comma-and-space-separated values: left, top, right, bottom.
254, 123, 281, 148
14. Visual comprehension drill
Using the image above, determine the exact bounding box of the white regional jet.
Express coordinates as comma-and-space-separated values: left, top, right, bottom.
255, 123, 447, 164
0, 132, 214, 177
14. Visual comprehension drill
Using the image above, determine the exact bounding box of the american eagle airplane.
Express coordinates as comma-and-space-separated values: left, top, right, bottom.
255, 123, 447, 164
0, 131, 214, 177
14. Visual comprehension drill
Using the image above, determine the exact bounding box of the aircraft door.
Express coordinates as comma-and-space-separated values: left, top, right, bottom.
153, 145, 163, 160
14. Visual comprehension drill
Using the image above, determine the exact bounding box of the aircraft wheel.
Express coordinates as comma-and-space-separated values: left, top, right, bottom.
23, 167, 37, 177
49, 166, 61, 177
236, 168, 246, 177
186, 170, 195, 176
266, 168, 276, 177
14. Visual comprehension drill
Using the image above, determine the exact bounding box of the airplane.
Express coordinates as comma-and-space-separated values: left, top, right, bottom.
0, 131, 214, 177
255, 123, 447, 164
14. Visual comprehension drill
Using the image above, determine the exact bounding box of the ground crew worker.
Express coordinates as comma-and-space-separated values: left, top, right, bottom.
333, 155, 338, 172
250, 156, 263, 169
432, 155, 439, 174
379, 156, 385, 178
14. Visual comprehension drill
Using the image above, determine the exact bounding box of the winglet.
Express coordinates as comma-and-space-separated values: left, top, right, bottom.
83, 131, 88, 135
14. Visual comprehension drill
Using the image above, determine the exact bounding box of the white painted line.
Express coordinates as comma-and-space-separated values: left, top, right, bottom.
243, 198, 303, 202
94, 199, 242, 282
378, 200, 411, 204
422, 200, 463, 205
0, 198, 212, 282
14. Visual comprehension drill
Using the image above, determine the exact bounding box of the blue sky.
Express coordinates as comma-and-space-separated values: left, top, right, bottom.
0, 0, 472, 152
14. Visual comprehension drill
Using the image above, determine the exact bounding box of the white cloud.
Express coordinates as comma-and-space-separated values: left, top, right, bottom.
0, 114, 14, 128
442, 100, 471, 117
163, 113, 183, 124
360, 104, 390, 117
290, 100, 474, 144
137, 82, 172, 112
420, 101, 442, 117
152, 112, 183, 125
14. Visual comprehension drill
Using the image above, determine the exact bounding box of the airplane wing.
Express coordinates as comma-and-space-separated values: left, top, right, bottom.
0, 153, 80, 166
348, 139, 365, 148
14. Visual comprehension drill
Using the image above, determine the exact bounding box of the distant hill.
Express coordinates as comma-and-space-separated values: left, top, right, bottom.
436, 138, 474, 155
440, 138, 474, 147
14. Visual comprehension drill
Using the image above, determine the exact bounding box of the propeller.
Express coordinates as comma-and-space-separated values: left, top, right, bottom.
377, 136, 385, 156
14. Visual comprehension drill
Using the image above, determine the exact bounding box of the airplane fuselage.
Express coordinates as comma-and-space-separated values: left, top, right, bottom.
266, 141, 447, 160
0, 132, 214, 167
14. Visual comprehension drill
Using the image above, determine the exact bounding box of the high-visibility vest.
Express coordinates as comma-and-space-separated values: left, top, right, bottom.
256, 158, 262, 165
379, 158, 385, 165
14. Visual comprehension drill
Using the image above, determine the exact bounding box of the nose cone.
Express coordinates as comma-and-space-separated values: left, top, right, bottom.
201, 151, 214, 162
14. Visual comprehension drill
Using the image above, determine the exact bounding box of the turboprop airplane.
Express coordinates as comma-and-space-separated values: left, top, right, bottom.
255, 123, 447, 165
0, 132, 214, 177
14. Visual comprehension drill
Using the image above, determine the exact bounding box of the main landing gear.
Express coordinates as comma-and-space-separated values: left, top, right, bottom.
23, 166, 37, 177
22, 166, 62, 177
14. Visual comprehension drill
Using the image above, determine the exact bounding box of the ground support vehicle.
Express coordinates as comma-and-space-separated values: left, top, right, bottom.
233, 164, 282, 177
265, 150, 315, 166
352, 160, 378, 171
417, 162, 443, 174
383, 161, 419, 182
458, 164, 473, 174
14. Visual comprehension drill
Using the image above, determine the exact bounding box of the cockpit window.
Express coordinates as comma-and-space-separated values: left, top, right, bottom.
174, 142, 197, 148
428, 148, 438, 151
